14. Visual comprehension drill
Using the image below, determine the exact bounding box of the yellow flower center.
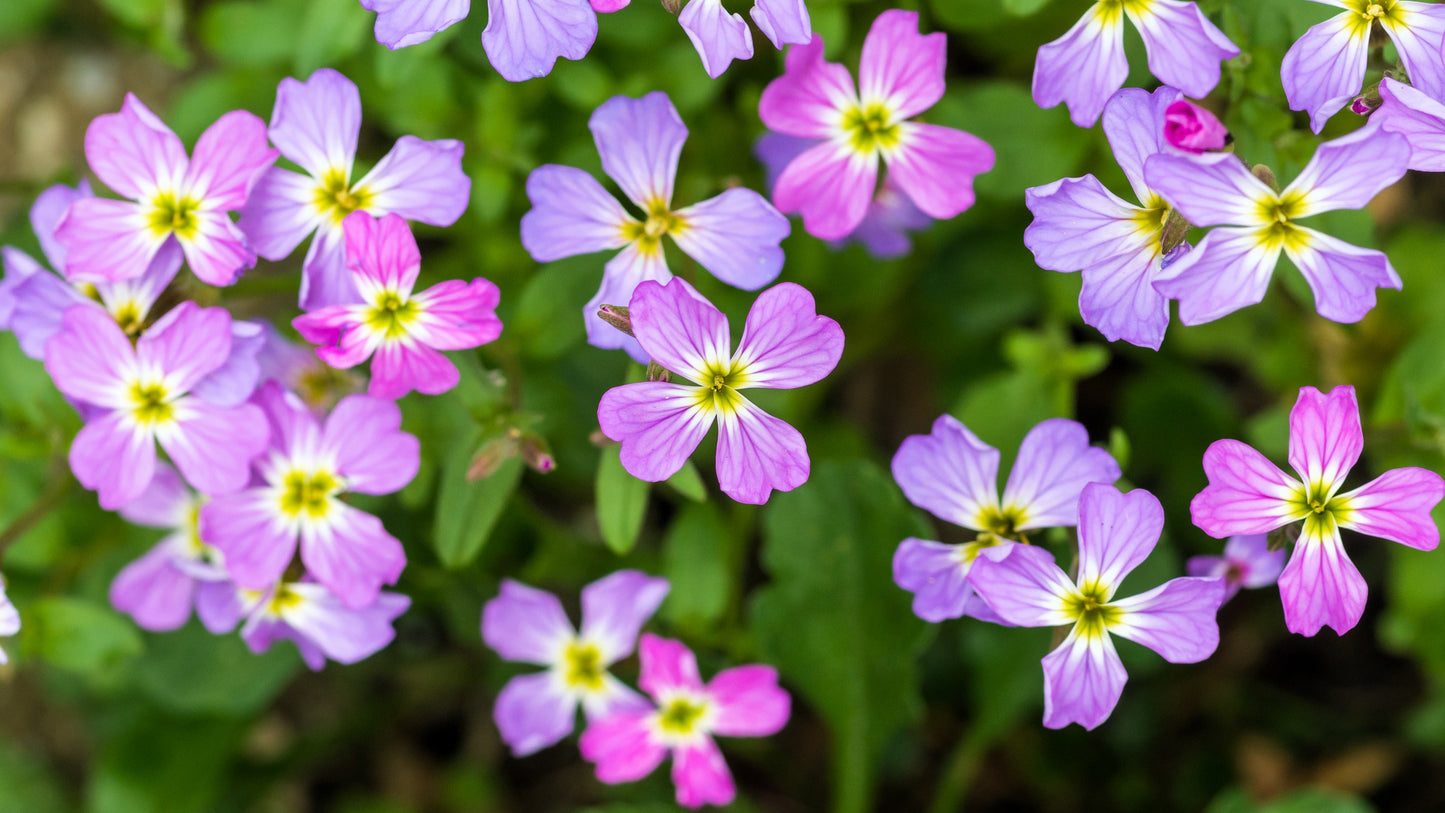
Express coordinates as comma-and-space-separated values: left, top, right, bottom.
657, 697, 708, 736
1064, 582, 1122, 638
694, 359, 748, 414
149, 192, 201, 239
843, 103, 901, 153
278, 470, 340, 519
366, 291, 417, 339
268, 584, 305, 614
563, 642, 606, 692
621, 199, 685, 256
1345, 0, 1401, 31
1255, 191, 1309, 251
315, 169, 372, 223
1094, 0, 1153, 24
1292, 481, 1352, 538
130, 382, 173, 425
976, 505, 1029, 542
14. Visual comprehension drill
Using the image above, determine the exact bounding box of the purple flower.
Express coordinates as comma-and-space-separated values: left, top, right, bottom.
109, 463, 238, 632
892, 415, 1121, 624
1033, 0, 1237, 128
54, 94, 277, 287
521, 92, 789, 362
1190, 385, 1445, 636
292, 212, 503, 400
481, 571, 670, 756
754, 133, 932, 259
1146, 123, 1409, 325
358, 0, 469, 48
43, 302, 270, 510
579, 634, 790, 809
200, 382, 418, 609
238, 578, 411, 670
1025, 86, 1187, 350
254, 322, 364, 411
238, 70, 470, 310
1163, 99, 1228, 153
597, 278, 843, 505
1372, 77, 1445, 172
1186, 534, 1286, 603
677, 0, 809, 78
0, 583, 19, 665
758, 11, 994, 241
969, 484, 1225, 730
1283, 0, 1445, 133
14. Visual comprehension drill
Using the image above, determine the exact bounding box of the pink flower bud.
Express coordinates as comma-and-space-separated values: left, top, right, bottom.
1163, 100, 1228, 154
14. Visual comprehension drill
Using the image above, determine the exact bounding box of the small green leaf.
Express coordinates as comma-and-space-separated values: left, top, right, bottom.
25, 597, 143, 677
663, 461, 707, 502
434, 441, 524, 569
132, 623, 299, 717
596, 446, 649, 555
661, 503, 730, 628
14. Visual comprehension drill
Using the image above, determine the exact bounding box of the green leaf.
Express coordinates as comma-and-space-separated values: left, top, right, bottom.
663, 461, 707, 502
90, 712, 243, 813
25, 597, 143, 678
661, 503, 731, 629
596, 445, 649, 555
751, 460, 933, 813
1002, 0, 1053, 17
434, 443, 524, 569
131, 623, 299, 717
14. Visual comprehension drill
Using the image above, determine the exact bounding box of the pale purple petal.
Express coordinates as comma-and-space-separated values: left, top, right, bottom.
887, 123, 993, 221
585, 243, 671, 361
83, 93, 187, 201
1151, 227, 1280, 325
190, 320, 265, 408
1101, 86, 1181, 203
1032, 9, 1128, 128
356, 136, 470, 226
847, 180, 932, 260
1129, 0, 1238, 98
590, 92, 687, 210
482, 580, 576, 666
891, 414, 1000, 530
0, 247, 48, 331
176, 213, 257, 287
182, 110, 277, 210
267, 68, 362, 176
1287, 123, 1409, 216
200, 490, 297, 591
195, 581, 245, 634
580, 674, 652, 721
858, 10, 945, 118
299, 502, 406, 609
731, 282, 843, 389
1109, 576, 1223, 662
482, 0, 597, 82
580, 569, 671, 663
344, 211, 420, 298
1285, 229, 1400, 323
69, 411, 156, 510
1041, 629, 1127, 730
1384, 3, 1445, 100
679, 0, 754, 79
638, 633, 706, 696
966, 542, 1075, 627
1277, 524, 1367, 636
5, 262, 91, 360
238, 168, 327, 262
519, 164, 632, 262
580, 711, 668, 784
629, 277, 729, 381
773, 141, 877, 241
494, 672, 578, 756
750, 0, 810, 49
673, 739, 736, 809
1287, 385, 1362, 492
670, 189, 788, 291
93, 239, 184, 327
43, 305, 134, 409
298, 225, 359, 310
893, 538, 1009, 623
1281, 13, 1368, 133
117, 462, 192, 528
758, 35, 857, 139
109, 539, 196, 631
369, 340, 459, 399
361, 0, 471, 49
281, 583, 410, 664
598, 382, 713, 482
54, 197, 163, 283
1339, 467, 1445, 550
323, 395, 420, 494
1374, 77, 1445, 172
160, 399, 270, 496
1004, 419, 1122, 529
1224, 533, 1287, 588
1186, 555, 1228, 580
715, 399, 809, 505
1143, 151, 1270, 226
1075, 483, 1163, 593
1191, 439, 1301, 537
31, 179, 94, 271
136, 302, 232, 394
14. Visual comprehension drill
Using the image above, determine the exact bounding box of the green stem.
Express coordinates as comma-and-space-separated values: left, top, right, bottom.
0, 468, 74, 563
929, 729, 986, 813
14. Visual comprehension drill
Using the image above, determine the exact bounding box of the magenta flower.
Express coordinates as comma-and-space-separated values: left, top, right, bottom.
678, 0, 811, 77
1372, 77, 1445, 172
53, 94, 276, 286
109, 463, 238, 633
1026, 86, 1190, 350
481, 571, 670, 756
758, 11, 994, 241
1186, 534, 1286, 603
238, 578, 411, 670
43, 301, 269, 510
293, 212, 502, 400
1190, 385, 1445, 636
580, 634, 790, 809
1034, 0, 1237, 128
1163, 99, 1228, 153
239, 69, 470, 309
521, 92, 789, 361
1146, 123, 1409, 325
597, 278, 843, 505
1283, 0, 1445, 133
969, 484, 1225, 730
200, 383, 418, 609
892, 415, 1122, 624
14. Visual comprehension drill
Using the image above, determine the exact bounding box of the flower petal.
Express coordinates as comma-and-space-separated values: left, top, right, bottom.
1109, 576, 1224, 662
200, 490, 297, 592
1032, 9, 1128, 128
1151, 226, 1280, 325
281, 583, 411, 664
323, 394, 420, 494
590, 92, 687, 210
891, 414, 1000, 530
673, 738, 736, 809
344, 211, 421, 300
1339, 467, 1445, 550
1191, 439, 1301, 537
1004, 419, 1122, 530
1281, 13, 1368, 133
482, 580, 577, 665
749, 0, 810, 49
177, 213, 257, 287
298, 226, 360, 310
1287, 385, 1362, 492
598, 382, 713, 483
10, 269, 93, 361
858, 10, 945, 118
707, 664, 790, 737
638, 633, 707, 695
773, 140, 877, 241
494, 671, 578, 756
31, 179, 93, 271
731, 282, 843, 389
585, 242, 672, 361
1277, 523, 1367, 636
267, 68, 362, 177
238, 168, 326, 263
356, 136, 471, 226
116, 462, 192, 529
1284, 228, 1400, 323
136, 301, 233, 395
43, 304, 134, 409
1225, 534, 1287, 588
1374, 77, 1445, 172
1041, 628, 1127, 730
1383, 3, 1445, 100
519, 164, 632, 262
160, 399, 269, 497
84, 93, 187, 200
886, 122, 994, 221
69, 410, 156, 510
1075, 483, 1164, 594
299, 502, 406, 609
109, 539, 196, 631
1287, 124, 1409, 217
360, 0, 471, 49
629, 277, 730, 382
1101, 86, 1182, 203
966, 542, 1075, 627
481, 0, 597, 82
54, 197, 164, 283
715, 398, 810, 505
679, 0, 754, 78
409, 278, 503, 350
1143, 151, 1270, 227
195, 581, 246, 634
580, 711, 669, 783
579, 569, 671, 663
893, 538, 997, 623
758, 35, 855, 139
183, 110, 277, 210
1128, 0, 1238, 98
670, 189, 789, 291
190, 320, 265, 408
369, 339, 460, 398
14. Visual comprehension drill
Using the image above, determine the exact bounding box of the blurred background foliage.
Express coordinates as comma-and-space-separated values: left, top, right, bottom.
1, 0, 1444, 810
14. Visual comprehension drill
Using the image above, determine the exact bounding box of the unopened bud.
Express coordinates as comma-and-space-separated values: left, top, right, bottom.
519, 434, 556, 474
661, 0, 682, 13
1163, 99, 1228, 153
1251, 164, 1279, 191
1351, 81, 1383, 115
466, 434, 519, 481
598, 304, 634, 337
1266, 523, 1301, 552
646, 361, 670, 382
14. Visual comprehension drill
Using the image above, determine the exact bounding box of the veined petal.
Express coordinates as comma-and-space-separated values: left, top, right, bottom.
750, 0, 810, 49
1374, 77, 1445, 172
298, 225, 360, 310
679, 0, 754, 78
238, 168, 327, 263
54, 197, 164, 283
69, 411, 157, 510
890, 414, 1001, 530
360, 0, 471, 49
94, 240, 184, 329
707, 664, 790, 737
1109, 576, 1224, 662
1287, 385, 1362, 494
482, 580, 577, 666
109, 540, 196, 632
160, 399, 269, 497
183, 110, 277, 210
1192, 439, 1302, 537
629, 277, 730, 382
519, 165, 633, 262
200, 490, 297, 591
356, 136, 471, 226
670, 189, 788, 291
344, 211, 421, 300
1225, 534, 1287, 588
1143, 151, 1269, 227
1338, 467, 1445, 550
580, 569, 671, 664
585, 243, 671, 361
1101, 86, 1182, 204
886, 122, 994, 221
1277, 522, 1367, 636
731, 282, 843, 389
1284, 228, 1400, 323
1286, 124, 1409, 216
893, 537, 1004, 623
268, 68, 362, 177
773, 140, 877, 241
715, 397, 810, 505
1281, 13, 1369, 133
1041, 628, 1127, 730
1383, 3, 1445, 100
598, 382, 713, 483
136, 301, 232, 395
84, 93, 187, 200
673, 738, 736, 809
1032, 7, 1129, 128
757, 35, 856, 139
299, 502, 406, 609
1127, 0, 1238, 98
1076, 483, 1164, 594
494, 672, 578, 756
293, 305, 376, 369
323, 395, 420, 495
580, 711, 668, 784
280, 583, 410, 665
407, 278, 504, 350
1151, 226, 1280, 325
369, 339, 460, 398
1004, 419, 1122, 530
43, 305, 135, 409
177, 213, 256, 287
590, 92, 687, 211
638, 633, 707, 695
481, 0, 597, 82
966, 542, 1075, 627
858, 10, 946, 118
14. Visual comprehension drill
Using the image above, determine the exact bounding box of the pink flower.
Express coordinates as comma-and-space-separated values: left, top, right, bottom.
1190, 385, 1445, 636
580, 634, 790, 809
43, 301, 270, 510
293, 212, 503, 400
1186, 534, 1286, 602
597, 278, 843, 505
758, 10, 994, 241
236, 577, 411, 670
54, 94, 277, 287
1162, 99, 1228, 153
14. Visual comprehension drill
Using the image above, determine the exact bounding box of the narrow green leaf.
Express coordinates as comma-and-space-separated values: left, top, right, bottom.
434, 440, 523, 569
661, 503, 730, 628
663, 460, 707, 502
596, 446, 648, 555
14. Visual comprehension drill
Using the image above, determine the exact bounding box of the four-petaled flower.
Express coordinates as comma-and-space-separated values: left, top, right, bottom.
55, 94, 277, 287
597, 278, 844, 505
294, 211, 503, 400
1372, 77, 1445, 172
1186, 534, 1286, 603
1146, 123, 1409, 325
239, 69, 471, 310
1282, 0, 1445, 133
969, 483, 1226, 729
481, 571, 671, 756
1190, 385, 1445, 636
521, 91, 790, 361
236, 577, 412, 670
758, 10, 994, 240
580, 634, 790, 809
677, 0, 811, 78
892, 414, 1121, 623
1033, 0, 1238, 127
